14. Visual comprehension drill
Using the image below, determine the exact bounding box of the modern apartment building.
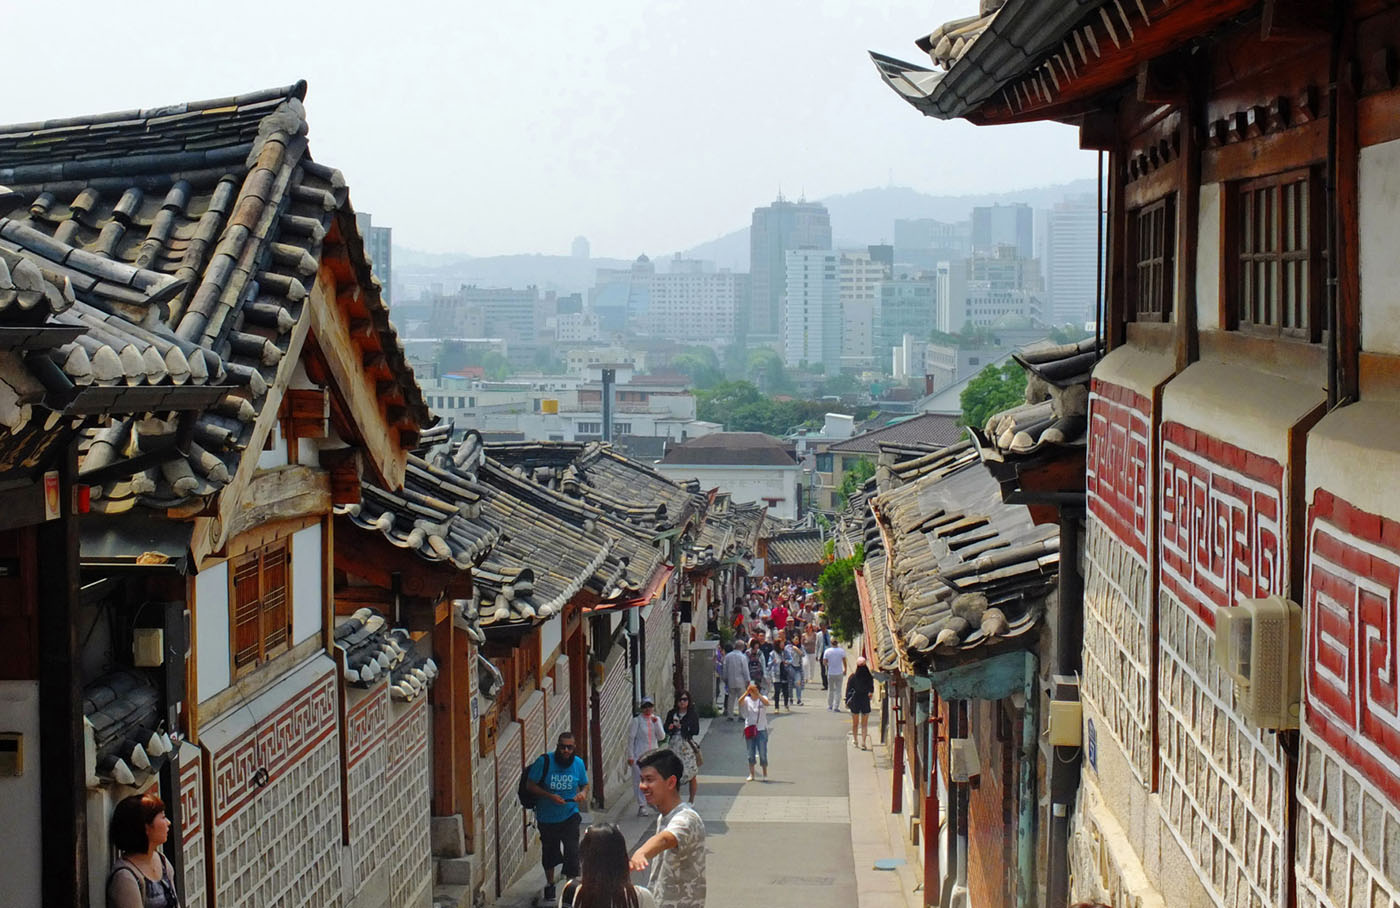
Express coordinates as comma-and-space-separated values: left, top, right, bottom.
839, 249, 891, 368
781, 249, 841, 372
648, 267, 748, 343
971, 201, 1034, 257
749, 196, 832, 343
893, 216, 971, 272
354, 211, 393, 303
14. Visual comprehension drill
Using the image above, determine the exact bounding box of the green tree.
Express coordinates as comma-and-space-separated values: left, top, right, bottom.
960, 360, 1028, 430
532, 346, 565, 373
838, 457, 876, 506
671, 348, 723, 389
818, 372, 863, 398
481, 351, 512, 380
818, 544, 865, 643
1049, 323, 1094, 345
745, 348, 793, 395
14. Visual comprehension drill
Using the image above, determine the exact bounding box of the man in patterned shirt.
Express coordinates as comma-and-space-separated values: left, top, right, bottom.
629, 749, 706, 908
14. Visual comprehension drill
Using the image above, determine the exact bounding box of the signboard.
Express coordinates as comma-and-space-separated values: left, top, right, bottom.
43, 471, 60, 521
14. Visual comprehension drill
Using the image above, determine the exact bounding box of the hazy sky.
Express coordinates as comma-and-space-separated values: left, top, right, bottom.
6, 1, 1096, 258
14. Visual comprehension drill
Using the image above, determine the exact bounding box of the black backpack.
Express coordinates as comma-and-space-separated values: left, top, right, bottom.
517, 753, 548, 809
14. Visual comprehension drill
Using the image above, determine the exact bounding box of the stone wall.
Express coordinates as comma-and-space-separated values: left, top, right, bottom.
385, 698, 431, 908
644, 596, 676, 709
345, 682, 390, 898
597, 644, 634, 808
494, 719, 525, 895
178, 742, 207, 908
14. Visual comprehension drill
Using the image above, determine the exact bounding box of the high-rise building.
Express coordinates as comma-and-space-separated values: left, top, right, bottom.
749, 197, 832, 342
782, 249, 841, 372
839, 250, 890, 369
355, 212, 393, 303
648, 268, 748, 343
894, 218, 970, 272
590, 255, 654, 332
1043, 194, 1101, 326
937, 250, 1044, 333
877, 275, 939, 370
971, 203, 1034, 258
571, 235, 590, 259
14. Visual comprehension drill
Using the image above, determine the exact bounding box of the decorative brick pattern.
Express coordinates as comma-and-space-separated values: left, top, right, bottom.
1088, 379, 1153, 561
521, 691, 546, 779
345, 684, 389, 896
1296, 732, 1400, 908
1082, 519, 1154, 783
1305, 490, 1400, 801
475, 747, 498, 897
644, 597, 675, 707
386, 698, 431, 908
494, 720, 525, 894
547, 659, 571, 746
179, 748, 206, 908
1160, 422, 1284, 628
1158, 590, 1287, 908
209, 677, 342, 907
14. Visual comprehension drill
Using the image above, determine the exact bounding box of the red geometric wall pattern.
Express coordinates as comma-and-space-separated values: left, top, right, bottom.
1305, 489, 1400, 800
1088, 379, 1152, 562
1159, 421, 1285, 627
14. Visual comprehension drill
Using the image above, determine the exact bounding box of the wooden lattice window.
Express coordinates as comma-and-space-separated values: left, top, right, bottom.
231, 540, 291, 677
1234, 169, 1321, 339
1129, 196, 1175, 322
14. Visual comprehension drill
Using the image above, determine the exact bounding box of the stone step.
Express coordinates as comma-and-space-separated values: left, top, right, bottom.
431, 882, 473, 908
430, 815, 467, 858
437, 855, 474, 887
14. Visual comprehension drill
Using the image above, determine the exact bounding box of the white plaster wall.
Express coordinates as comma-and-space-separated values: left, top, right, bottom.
1359, 137, 1400, 355
1306, 400, 1400, 507
195, 561, 230, 703
1196, 183, 1221, 331
291, 524, 322, 645
539, 612, 562, 665
652, 464, 800, 520
0, 681, 41, 908
1160, 360, 1324, 464
256, 423, 289, 470
1093, 343, 1177, 398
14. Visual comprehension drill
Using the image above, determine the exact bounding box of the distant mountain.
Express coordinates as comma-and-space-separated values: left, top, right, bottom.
678, 178, 1099, 271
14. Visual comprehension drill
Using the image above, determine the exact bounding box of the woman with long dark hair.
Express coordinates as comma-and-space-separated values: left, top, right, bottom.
559, 824, 657, 908
663, 690, 701, 801
845, 656, 876, 749
108, 791, 180, 908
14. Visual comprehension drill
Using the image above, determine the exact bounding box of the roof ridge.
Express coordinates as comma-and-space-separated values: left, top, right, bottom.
0, 82, 307, 138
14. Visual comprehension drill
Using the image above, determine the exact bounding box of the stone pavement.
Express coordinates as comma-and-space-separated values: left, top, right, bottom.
495, 690, 923, 908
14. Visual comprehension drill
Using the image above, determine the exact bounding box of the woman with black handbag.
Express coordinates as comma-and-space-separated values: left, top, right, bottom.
845, 657, 876, 749
664, 690, 702, 801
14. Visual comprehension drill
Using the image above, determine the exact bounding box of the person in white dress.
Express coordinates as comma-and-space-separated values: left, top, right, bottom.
627, 697, 666, 816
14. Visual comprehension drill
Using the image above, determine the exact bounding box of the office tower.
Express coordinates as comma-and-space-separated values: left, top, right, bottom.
590, 255, 654, 332
749, 197, 832, 342
877, 275, 939, 370
839, 251, 889, 368
1044, 194, 1101, 326
893, 218, 971, 272
571, 235, 590, 259
782, 249, 841, 372
938, 248, 1044, 333
355, 212, 393, 303
971, 202, 1034, 258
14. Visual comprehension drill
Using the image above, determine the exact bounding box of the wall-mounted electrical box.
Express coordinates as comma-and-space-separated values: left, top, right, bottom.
1048, 673, 1082, 747
133, 628, 165, 667
0, 733, 22, 776
949, 737, 979, 782
1215, 595, 1302, 730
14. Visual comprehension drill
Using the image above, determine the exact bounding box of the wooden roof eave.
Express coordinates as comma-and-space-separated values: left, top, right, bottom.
950, 0, 1260, 126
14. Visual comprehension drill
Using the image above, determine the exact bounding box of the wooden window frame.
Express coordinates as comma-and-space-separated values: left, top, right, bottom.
1126, 195, 1175, 323
230, 539, 293, 678
1226, 167, 1324, 342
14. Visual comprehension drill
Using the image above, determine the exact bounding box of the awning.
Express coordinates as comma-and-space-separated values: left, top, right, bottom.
583, 564, 674, 615
80, 513, 193, 571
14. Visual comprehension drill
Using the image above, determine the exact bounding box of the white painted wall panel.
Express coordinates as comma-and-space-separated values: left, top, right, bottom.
0, 681, 41, 908
1195, 183, 1221, 330
291, 524, 322, 645
1360, 138, 1400, 355
195, 561, 230, 703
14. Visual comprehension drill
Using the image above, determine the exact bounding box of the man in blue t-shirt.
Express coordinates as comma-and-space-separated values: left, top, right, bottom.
524, 731, 589, 904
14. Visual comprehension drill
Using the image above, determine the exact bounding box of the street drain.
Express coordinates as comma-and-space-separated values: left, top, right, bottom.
770, 876, 835, 886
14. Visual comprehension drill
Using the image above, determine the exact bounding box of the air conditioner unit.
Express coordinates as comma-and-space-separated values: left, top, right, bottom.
1214, 595, 1302, 730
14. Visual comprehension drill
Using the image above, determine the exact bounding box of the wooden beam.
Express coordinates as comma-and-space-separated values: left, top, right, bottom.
319, 447, 362, 505
220, 465, 330, 548
1261, 0, 1331, 42
1336, 13, 1362, 404
1136, 59, 1187, 106
1176, 73, 1203, 372
282, 388, 329, 440
306, 269, 406, 491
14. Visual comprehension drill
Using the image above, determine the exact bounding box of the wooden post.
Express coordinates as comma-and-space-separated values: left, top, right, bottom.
891, 680, 904, 815
37, 441, 85, 908
431, 608, 457, 817
924, 701, 943, 908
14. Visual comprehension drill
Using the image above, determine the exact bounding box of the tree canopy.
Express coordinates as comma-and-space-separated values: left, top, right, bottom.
959, 360, 1028, 430
838, 458, 876, 506
695, 380, 854, 436
818, 544, 865, 644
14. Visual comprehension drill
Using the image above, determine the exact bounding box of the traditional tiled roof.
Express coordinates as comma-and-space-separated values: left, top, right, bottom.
688, 491, 765, 570
827, 413, 966, 454
972, 337, 1098, 458
0, 82, 428, 512
83, 670, 175, 787
661, 431, 797, 466
766, 528, 826, 568
872, 441, 1058, 664
334, 607, 439, 702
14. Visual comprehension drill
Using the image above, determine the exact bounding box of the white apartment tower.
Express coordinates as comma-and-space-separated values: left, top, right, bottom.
782, 249, 841, 372
1043, 194, 1100, 326
647, 267, 747, 343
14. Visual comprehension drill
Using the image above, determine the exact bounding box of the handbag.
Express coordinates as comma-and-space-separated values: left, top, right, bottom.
693, 741, 704, 767
744, 724, 758, 739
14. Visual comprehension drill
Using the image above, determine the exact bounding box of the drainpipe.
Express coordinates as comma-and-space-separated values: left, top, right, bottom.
1046, 511, 1083, 908
1017, 653, 1040, 908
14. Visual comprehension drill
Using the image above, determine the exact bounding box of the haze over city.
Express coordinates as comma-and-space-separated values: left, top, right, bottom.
3, 0, 1097, 257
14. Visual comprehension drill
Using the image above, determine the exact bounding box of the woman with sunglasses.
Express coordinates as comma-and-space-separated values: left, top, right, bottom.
663, 690, 701, 801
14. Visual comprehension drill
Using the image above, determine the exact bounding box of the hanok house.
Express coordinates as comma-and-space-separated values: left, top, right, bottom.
874, 1, 1400, 906
0, 243, 227, 908
344, 431, 699, 904
0, 82, 440, 908
759, 526, 827, 582
843, 433, 1060, 908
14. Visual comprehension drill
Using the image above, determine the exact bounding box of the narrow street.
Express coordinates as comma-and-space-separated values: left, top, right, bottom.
692, 698, 860, 907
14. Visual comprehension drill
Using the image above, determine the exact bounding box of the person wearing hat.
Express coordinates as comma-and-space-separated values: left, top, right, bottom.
628, 697, 667, 816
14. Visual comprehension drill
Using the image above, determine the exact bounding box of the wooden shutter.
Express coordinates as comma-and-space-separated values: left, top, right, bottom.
261, 543, 290, 658
232, 554, 263, 672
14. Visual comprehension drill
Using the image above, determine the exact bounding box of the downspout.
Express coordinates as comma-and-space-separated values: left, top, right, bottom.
1046, 510, 1084, 908
1017, 653, 1040, 908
